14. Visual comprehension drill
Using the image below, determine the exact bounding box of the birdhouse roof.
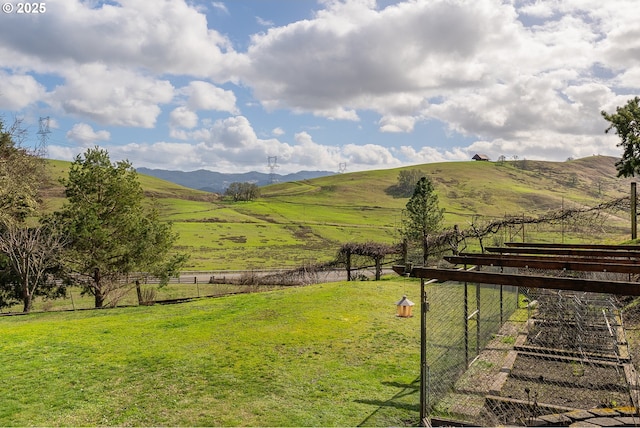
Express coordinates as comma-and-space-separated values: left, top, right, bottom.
395, 295, 415, 306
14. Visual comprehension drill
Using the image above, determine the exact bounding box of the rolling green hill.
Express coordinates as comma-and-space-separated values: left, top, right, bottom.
41, 156, 633, 270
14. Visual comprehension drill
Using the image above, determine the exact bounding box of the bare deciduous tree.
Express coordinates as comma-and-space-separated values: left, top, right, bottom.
0, 117, 45, 224
0, 222, 66, 312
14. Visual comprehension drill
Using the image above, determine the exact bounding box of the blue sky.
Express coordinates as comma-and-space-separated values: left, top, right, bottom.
1, 0, 639, 173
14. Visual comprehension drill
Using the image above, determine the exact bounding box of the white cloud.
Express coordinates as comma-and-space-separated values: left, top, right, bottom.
65, 123, 111, 146
100, 115, 403, 173
181, 81, 239, 113
614, 69, 640, 89
256, 16, 274, 27
342, 143, 399, 167
49, 64, 174, 128
235, 0, 635, 166
2, 0, 640, 174
243, 0, 517, 116
379, 116, 416, 133
396, 145, 468, 164
284, 131, 342, 168
311, 107, 360, 121
169, 107, 199, 130
208, 116, 259, 150
0, 0, 245, 80
0, 73, 46, 110
212, 2, 229, 14
465, 133, 619, 163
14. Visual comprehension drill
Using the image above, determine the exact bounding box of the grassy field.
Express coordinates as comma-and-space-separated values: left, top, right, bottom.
0, 278, 422, 426
40, 156, 634, 270
0, 276, 523, 426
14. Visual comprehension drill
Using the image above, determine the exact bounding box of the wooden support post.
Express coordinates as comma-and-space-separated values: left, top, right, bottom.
632, 182, 637, 240
136, 280, 143, 305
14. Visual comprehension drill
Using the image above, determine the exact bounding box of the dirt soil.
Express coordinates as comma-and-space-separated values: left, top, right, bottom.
500, 354, 630, 409
441, 297, 640, 426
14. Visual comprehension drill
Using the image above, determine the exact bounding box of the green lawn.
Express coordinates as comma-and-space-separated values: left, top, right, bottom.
0, 278, 421, 426
0, 277, 521, 426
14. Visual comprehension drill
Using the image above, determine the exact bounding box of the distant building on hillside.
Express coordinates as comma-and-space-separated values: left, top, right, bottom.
472, 153, 490, 161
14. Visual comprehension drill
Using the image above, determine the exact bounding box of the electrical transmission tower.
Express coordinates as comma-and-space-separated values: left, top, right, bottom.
338, 162, 347, 173
36, 116, 51, 157
267, 156, 279, 184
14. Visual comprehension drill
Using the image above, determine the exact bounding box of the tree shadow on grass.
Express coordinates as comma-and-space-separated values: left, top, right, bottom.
355, 378, 420, 427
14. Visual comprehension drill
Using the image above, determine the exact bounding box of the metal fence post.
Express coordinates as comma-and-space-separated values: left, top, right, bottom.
420, 277, 428, 426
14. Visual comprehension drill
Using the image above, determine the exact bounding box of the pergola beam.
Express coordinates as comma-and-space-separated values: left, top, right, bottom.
445, 254, 640, 274
485, 246, 640, 259
459, 252, 640, 265
393, 266, 640, 296
503, 242, 640, 251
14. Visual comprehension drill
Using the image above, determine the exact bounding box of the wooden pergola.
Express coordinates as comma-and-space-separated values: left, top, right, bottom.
393, 242, 640, 296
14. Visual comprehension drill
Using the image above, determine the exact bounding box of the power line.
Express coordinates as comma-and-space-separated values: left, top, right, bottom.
267, 156, 279, 184
36, 116, 51, 157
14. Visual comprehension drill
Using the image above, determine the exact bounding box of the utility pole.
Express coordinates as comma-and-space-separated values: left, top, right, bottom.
36, 116, 51, 157
267, 156, 279, 184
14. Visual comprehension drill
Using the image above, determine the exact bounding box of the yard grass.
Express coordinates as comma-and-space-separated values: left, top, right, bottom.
0, 278, 423, 426
0, 277, 521, 426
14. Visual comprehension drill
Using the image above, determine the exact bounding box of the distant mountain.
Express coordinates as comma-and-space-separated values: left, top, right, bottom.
136, 168, 335, 193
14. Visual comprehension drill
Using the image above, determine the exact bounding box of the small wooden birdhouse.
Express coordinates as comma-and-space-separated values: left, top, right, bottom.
395, 295, 415, 318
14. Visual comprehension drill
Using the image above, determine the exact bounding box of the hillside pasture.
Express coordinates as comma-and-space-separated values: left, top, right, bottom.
39, 156, 634, 270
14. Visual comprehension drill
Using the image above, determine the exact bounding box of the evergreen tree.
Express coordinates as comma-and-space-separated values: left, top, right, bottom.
401, 176, 444, 265
602, 97, 640, 177
52, 147, 187, 308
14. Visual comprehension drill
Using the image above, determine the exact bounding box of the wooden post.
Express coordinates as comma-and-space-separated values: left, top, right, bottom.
632, 182, 637, 240
136, 280, 143, 305
69, 289, 75, 311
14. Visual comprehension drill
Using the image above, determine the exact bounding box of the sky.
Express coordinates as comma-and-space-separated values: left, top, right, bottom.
0, 0, 639, 174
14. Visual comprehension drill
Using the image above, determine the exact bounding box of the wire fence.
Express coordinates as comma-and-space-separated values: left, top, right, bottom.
401, 214, 630, 268
421, 279, 520, 424
419, 268, 640, 427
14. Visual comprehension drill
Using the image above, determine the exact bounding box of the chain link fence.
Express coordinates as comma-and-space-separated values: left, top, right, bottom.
417, 267, 640, 427
420, 279, 520, 424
